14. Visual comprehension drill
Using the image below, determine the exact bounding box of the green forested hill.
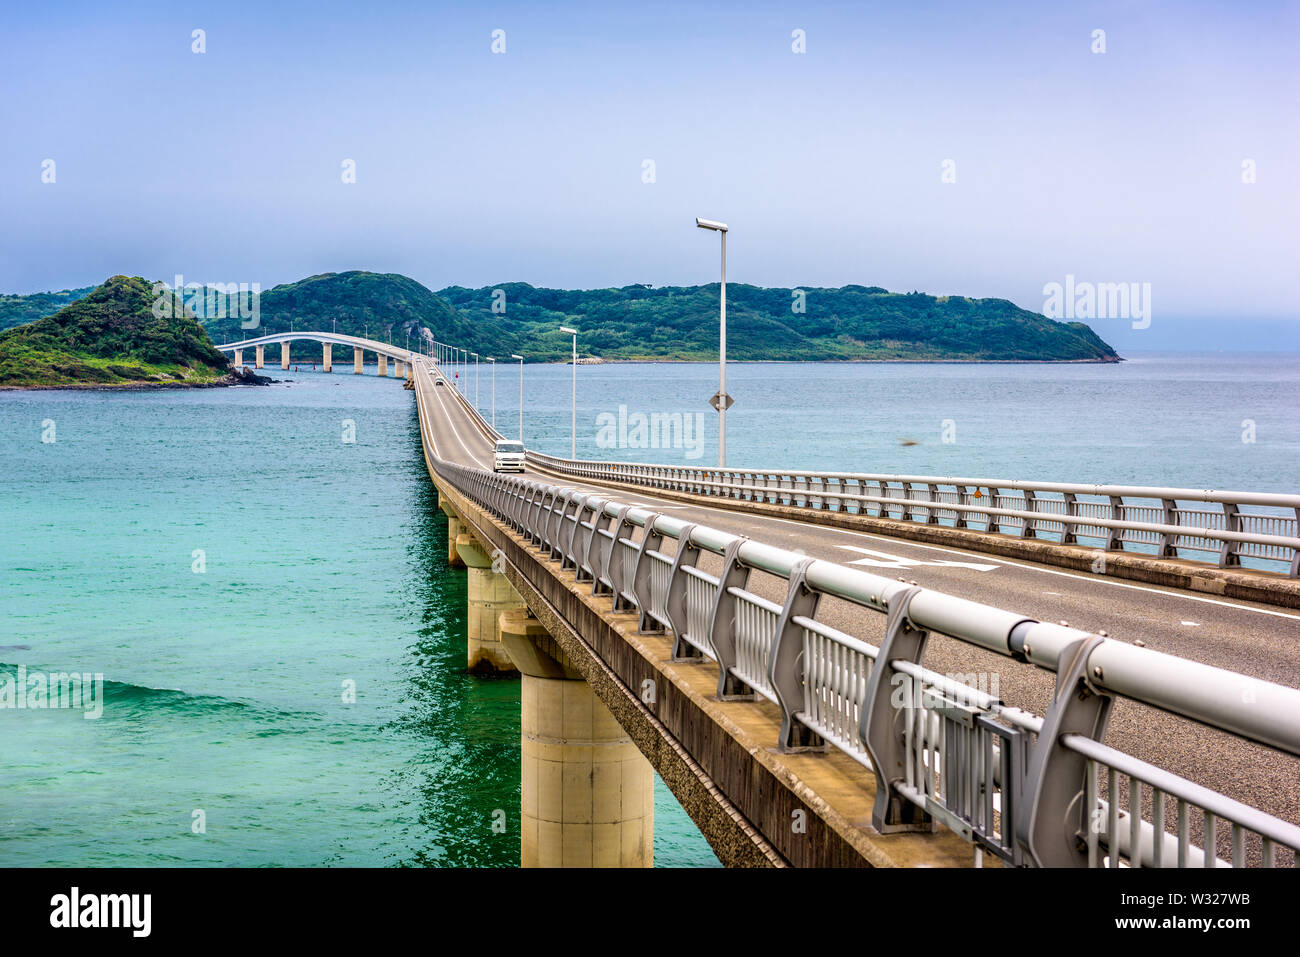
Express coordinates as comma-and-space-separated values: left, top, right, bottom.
438, 282, 1120, 362
0, 271, 1120, 364
198, 271, 478, 348
0, 276, 232, 387
0, 286, 96, 332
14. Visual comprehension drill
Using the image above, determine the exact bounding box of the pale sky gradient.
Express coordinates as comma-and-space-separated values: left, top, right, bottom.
2, 1, 1297, 338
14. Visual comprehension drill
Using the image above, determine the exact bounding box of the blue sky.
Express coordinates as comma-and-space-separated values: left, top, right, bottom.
2, 1, 1297, 340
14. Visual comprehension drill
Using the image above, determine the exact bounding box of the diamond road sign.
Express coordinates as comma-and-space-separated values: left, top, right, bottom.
708, 391, 735, 412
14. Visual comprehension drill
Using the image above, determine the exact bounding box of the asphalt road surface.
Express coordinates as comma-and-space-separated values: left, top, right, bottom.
415, 358, 1300, 864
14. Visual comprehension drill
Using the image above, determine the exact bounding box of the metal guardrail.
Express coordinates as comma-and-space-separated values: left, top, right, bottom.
524, 452, 1300, 578
416, 357, 1300, 864
424, 443, 1300, 867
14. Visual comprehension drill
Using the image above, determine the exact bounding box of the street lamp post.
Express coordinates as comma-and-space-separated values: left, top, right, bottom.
511, 354, 524, 442
696, 217, 729, 467
487, 357, 496, 429
471, 352, 479, 408
560, 326, 577, 458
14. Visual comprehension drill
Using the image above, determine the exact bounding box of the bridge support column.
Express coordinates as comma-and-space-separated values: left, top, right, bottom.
323, 343, 332, 372
354, 347, 363, 374
455, 535, 523, 675
233, 349, 243, 368
406, 363, 414, 382
439, 499, 466, 568
281, 341, 291, 370
395, 360, 405, 378
501, 609, 654, 868
378, 355, 388, 377
255, 344, 265, 369
446, 517, 464, 566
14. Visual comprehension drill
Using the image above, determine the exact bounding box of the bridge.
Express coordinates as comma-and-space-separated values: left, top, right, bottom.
218, 332, 1300, 869
217, 331, 421, 378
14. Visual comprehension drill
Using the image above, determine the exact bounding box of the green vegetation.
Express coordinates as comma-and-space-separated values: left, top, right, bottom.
0, 286, 95, 332
437, 283, 1120, 362
0, 271, 1120, 367
198, 271, 476, 348
0, 276, 232, 387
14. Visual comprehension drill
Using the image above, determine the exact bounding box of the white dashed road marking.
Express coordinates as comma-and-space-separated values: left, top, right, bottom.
838, 545, 1000, 572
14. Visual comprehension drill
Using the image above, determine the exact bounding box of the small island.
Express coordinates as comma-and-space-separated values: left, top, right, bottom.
0, 276, 249, 389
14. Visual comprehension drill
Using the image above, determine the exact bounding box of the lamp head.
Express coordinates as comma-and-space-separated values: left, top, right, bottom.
695, 217, 728, 232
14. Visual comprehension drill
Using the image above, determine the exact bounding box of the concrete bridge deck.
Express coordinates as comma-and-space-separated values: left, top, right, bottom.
215, 332, 419, 376
409, 354, 1300, 866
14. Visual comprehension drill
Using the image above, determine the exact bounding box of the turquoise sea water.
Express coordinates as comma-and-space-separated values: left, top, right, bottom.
2, 353, 1296, 866
0, 367, 716, 866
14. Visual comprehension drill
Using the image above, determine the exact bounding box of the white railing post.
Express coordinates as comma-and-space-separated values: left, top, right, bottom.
1016, 634, 1111, 866
707, 538, 756, 698
769, 558, 826, 750
663, 524, 703, 654
630, 516, 667, 632
859, 586, 936, 833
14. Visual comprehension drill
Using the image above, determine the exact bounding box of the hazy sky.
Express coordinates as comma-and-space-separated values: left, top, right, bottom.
2, 1, 1297, 330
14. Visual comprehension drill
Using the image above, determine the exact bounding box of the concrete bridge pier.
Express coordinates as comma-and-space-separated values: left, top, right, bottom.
439, 500, 466, 569
233, 349, 243, 368
395, 360, 405, 378
255, 344, 265, 369
323, 343, 332, 372
281, 342, 291, 370
353, 347, 363, 374
500, 609, 654, 868
455, 535, 523, 675
378, 355, 389, 377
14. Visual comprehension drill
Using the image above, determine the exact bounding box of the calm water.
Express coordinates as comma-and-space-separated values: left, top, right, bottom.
0, 367, 715, 866
2, 353, 1296, 866
489, 353, 1299, 491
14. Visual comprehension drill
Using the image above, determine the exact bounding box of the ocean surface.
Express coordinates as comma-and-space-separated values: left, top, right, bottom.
506, 352, 1300, 490
2, 352, 1296, 867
